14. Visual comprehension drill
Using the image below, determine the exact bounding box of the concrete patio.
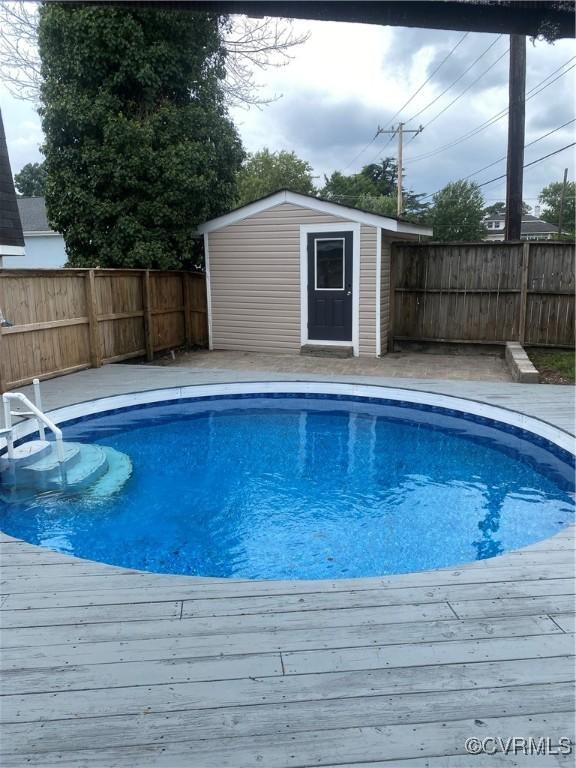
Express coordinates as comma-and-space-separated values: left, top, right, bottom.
0, 364, 574, 767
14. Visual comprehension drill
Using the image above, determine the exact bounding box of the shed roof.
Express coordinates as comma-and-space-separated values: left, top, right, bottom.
198, 190, 433, 236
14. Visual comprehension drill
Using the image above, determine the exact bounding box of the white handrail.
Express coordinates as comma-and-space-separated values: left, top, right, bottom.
2, 392, 65, 463
33, 378, 46, 441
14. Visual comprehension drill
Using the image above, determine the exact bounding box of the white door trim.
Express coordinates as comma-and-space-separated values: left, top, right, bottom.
203, 233, 214, 350
376, 226, 382, 357
300, 222, 360, 356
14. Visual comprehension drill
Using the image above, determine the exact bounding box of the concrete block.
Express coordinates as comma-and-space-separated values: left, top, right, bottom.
505, 342, 540, 383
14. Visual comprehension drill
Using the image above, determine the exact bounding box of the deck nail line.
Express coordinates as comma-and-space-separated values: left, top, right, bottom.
547, 614, 568, 633
445, 602, 460, 620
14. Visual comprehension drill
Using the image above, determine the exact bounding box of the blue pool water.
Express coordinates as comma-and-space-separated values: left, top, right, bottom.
0, 395, 573, 579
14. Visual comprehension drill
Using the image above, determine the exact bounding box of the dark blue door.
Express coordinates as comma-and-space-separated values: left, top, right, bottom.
307, 231, 353, 342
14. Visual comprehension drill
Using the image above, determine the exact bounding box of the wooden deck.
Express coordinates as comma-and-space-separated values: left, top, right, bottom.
1, 365, 574, 767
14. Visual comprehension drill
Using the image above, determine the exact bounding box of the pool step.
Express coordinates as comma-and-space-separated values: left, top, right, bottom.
0, 439, 54, 466
89, 447, 133, 499
0, 441, 132, 498
12, 442, 81, 475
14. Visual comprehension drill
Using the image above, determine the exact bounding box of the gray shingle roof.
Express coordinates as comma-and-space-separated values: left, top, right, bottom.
16, 197, 53, 233
521, 218, 560, 234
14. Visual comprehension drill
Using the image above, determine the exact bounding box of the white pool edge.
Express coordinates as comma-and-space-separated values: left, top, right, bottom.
2, 381, 575, 456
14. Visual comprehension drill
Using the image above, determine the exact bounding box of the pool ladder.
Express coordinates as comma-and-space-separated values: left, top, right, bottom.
1, 379, 66, 465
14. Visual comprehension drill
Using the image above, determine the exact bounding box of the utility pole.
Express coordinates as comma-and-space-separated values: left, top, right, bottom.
505, 35, 526, 240
377, 122, 423, 216
558, 167, 568, 236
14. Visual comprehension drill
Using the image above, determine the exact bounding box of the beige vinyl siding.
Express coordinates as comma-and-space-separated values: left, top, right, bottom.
380, 235, 393, 354
358, 224, 378, 357
208, 202, 352, 354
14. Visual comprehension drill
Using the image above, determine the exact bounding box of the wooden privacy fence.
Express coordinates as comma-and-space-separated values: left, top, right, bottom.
0, 269, 208, 391
390, 241, 575, 349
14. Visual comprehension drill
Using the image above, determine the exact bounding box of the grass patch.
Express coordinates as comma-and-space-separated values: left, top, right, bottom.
527, 348, 575, 384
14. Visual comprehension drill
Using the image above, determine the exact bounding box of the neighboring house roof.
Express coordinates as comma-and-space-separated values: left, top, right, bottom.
198, 189, 433, 236
484, 212, 560, 234
17, 197, 57, 234
521, 219, 560, 234
0, 110, 24, 254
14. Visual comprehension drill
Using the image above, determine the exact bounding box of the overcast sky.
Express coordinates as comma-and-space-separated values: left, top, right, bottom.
2, 17, 575, 209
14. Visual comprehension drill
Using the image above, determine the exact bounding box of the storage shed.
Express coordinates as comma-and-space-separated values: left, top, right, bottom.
198, 190, 432, 357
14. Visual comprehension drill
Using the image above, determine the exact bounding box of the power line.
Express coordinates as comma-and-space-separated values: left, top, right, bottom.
419, 118, 576, 201
404, 56, 576, 164
340, 131, 382, 174
405, 35, 503, 125
340, 31, 469, 171
311, 193, 576, 202
406, 63, 576, 164
406, 46, 510, 145
461, 118, 576, 183
476, 143, 576, 189
368, 44, 573, 169
407, 58, 576, 163
383, 32, 470, 131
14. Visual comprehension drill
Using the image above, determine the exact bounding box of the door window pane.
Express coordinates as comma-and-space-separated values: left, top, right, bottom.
315, 239, 344, 290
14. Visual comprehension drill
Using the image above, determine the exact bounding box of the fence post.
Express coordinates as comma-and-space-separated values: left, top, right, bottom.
182, 272, 193, 348
142, 270, 154, 362
0, 275, 6, 393
518, 242, 530, 344
85, 270, 102, 368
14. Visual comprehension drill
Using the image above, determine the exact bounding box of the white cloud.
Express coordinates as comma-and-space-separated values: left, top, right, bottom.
1, 87, 43, 172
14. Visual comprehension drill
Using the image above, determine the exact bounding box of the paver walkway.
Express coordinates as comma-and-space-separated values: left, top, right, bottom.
1, 365, 574, 767
153, 348, 513, 381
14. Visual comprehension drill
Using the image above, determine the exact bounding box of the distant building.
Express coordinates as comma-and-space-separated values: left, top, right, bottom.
1, 197, 67, 268
483, 209, 560, 241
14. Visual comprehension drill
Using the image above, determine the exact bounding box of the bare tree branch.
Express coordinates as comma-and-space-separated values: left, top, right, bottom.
0, 4, 310, 108
221, 16, 310, 108
0, 1, 41, 102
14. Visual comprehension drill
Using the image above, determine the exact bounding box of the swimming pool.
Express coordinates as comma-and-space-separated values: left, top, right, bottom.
0, 383, 573, 579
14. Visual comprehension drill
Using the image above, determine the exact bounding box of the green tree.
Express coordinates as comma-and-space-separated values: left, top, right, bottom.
483, 201, 506, 218
431, 180, 486, 240
14, 161, 47, 197
321, 170, 375, 204
321, 158, 430, 222
236, 149, 315, 207
38, 5, 243, 269
539, 180, 576, 235
354, 194, 397, 217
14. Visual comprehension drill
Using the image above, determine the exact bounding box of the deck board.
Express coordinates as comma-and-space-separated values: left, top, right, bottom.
1, 366, 574, 767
